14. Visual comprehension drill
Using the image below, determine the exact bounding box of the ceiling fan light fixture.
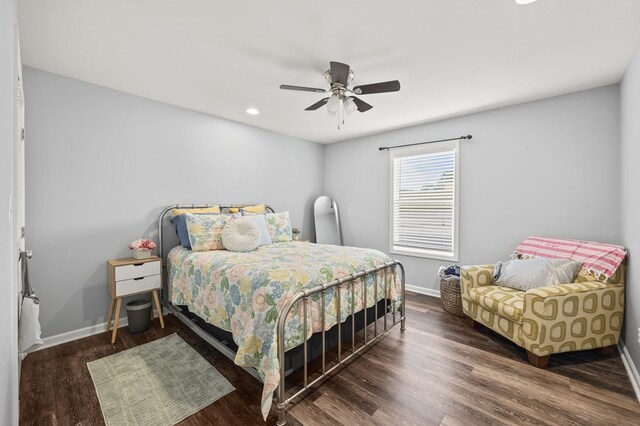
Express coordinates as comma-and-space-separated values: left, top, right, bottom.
344, 97, 357, 114
326, 95, 339, 115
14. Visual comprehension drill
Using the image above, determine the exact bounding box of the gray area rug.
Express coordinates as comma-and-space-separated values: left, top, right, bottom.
87, 333, 235, 426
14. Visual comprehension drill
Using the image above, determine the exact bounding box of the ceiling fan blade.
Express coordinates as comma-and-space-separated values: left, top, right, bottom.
280, 84, 326, 93
353, 80, 401, 95
305, 97, 330, 111
350, 96, 373, 112
330, 61, 350, 86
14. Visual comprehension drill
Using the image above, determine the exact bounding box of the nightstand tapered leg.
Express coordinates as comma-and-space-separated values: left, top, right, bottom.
149, 292, 154, 321
152, 290, 164, 328
111, 297, 122, 344
106, 297, 115, 332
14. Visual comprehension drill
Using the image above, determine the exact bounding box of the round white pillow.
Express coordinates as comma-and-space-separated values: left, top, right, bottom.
222, 217, 261, 252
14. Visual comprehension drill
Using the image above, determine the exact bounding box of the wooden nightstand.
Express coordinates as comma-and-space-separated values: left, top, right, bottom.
106, 256, 164, 343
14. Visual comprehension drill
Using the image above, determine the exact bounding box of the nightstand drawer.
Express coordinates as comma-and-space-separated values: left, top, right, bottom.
115, 261, 161, 282
116, 274, 161, 297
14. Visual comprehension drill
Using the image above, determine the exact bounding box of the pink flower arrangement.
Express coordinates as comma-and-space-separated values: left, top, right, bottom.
129, 239, 156, 251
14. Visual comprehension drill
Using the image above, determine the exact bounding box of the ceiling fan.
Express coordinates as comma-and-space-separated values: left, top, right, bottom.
280, 61, 400, 127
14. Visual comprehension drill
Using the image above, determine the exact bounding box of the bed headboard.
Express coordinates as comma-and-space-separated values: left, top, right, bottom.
157, 204, 275, 262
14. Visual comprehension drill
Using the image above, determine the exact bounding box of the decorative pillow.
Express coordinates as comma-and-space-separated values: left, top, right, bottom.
185, 213, 236, 252
222, 217, 261, 252
171, 212, 239, 249
170, 206, 221, 248
240, 214, 272, 246
265, 211, 293, 242
494, 258, 583, 291
228, 204, 265, 214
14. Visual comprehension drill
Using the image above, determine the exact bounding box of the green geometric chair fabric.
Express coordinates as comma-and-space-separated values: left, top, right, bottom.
460, 261, 625, 359
468, 285, 524, 323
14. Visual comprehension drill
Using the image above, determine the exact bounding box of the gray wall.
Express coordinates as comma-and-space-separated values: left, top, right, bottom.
23, 67, 324, 338
325, 85, 621, 290
621, 44, 640, 376
1, 0, 19, 424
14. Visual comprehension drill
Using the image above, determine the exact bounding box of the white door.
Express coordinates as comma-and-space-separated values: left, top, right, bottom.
12, 23, 25, 425
14, 24, 25, 267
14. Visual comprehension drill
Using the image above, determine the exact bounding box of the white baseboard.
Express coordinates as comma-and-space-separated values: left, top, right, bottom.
34, 308, 169, 352
618, 340, 640, 403
406, 284, 440, 298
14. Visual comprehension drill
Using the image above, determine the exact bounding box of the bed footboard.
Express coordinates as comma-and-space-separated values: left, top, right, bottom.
275, 261, 406, 425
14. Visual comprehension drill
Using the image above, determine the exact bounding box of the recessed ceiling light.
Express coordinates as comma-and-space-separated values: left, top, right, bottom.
245, 107, 260, 115
515, 0, 538, 4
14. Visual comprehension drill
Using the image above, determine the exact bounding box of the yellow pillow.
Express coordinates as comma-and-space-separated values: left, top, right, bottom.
228, 204, 265, 214
171, 206, 220, 216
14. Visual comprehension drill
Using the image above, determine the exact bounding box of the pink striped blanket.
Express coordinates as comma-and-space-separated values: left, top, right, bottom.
513, 236, 626, 279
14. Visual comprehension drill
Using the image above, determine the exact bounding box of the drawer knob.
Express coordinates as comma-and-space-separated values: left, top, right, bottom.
133, 263, 144, 266
133, 277, 144, 281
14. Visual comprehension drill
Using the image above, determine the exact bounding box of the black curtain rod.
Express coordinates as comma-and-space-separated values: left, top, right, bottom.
378, 135, 472, 151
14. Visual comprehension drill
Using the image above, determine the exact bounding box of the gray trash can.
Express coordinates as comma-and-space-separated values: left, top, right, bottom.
126, 300, 151, 333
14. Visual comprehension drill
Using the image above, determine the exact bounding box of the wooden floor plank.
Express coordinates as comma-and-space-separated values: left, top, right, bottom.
19, 292, 640, 425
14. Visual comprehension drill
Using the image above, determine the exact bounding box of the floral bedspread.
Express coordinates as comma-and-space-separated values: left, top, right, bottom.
167, 242, 401, 420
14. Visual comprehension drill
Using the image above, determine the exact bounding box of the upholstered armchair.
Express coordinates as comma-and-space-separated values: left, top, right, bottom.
460, 240, 625, 368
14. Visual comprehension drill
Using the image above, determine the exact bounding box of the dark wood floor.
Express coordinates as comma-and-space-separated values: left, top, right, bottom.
20, 292, 640, 425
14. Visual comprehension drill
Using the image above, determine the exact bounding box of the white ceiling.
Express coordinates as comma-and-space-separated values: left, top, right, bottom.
18, 0, 640, 144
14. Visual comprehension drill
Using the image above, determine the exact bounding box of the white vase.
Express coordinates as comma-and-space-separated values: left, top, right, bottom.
132, 249, 151, 259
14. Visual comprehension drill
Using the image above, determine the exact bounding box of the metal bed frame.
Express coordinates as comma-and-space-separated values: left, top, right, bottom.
157, 204, 406, 425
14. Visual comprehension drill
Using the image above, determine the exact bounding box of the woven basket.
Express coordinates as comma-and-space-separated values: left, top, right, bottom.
440, 276, 464, 316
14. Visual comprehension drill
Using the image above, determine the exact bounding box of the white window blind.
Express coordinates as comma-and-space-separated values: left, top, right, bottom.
390, 141, 459, 261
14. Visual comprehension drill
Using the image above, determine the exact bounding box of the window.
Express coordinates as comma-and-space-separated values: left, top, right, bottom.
390, 140, 459, 261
